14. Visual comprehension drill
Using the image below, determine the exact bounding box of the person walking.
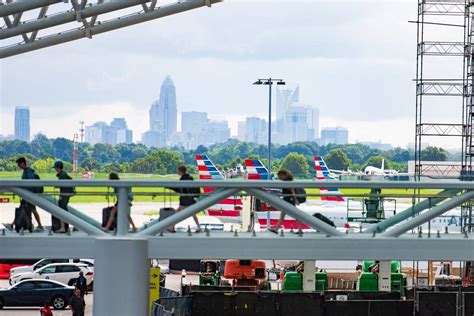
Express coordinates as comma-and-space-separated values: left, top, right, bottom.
102, 173, 137, 232
69, 288, 85, 316
74, 271, 88, 299
53, 160, 74, 233
169, 166, 202, 233
269, 169, 303, 235
4, 157, 44, 232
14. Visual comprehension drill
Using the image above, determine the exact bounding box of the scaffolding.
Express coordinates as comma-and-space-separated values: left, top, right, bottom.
415, 0, 474, 231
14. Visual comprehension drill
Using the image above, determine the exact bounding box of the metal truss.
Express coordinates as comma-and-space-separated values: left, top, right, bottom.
0, 179, 474, 260
419, 0, 466, 16
0, 0, 221, 59
419, 41, 465, 56
416, 123, 464, 136
417, 162, 463, 176
416, 81, 466, 96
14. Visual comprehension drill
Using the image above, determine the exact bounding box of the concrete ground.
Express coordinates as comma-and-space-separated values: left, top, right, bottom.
0, 274, 198, 315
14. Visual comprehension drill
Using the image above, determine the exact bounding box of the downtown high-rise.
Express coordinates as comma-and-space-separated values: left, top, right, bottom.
149, 75, 177, 141
14, 106, 30, 142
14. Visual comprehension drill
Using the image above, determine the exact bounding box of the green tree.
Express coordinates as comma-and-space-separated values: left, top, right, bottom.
421, 146, 448, 161
280, 152, 309, 178
130, 149, 183, 174
53, 138, 73, 162
324, 149, 352, 170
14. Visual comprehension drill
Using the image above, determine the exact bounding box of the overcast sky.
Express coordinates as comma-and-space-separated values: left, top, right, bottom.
0, 0, 463, 148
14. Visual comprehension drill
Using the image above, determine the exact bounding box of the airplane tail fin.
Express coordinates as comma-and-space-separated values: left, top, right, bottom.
195, 154, 242, 217
314, 156, 345, 202
244, 159, 271, 180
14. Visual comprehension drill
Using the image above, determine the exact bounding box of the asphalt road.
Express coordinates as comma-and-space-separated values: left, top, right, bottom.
0, 280, 93, 316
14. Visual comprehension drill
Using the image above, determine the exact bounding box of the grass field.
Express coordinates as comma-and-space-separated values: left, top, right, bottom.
0, 171, 444, 203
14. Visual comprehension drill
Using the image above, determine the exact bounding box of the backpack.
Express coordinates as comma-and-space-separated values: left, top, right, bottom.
295, 187, 307, 204
32, 173, 44, 194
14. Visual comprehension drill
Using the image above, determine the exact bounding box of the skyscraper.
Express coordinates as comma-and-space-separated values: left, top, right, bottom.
149, 75, 177, 141
14, 106, 30, 142
276, 85, 299, 135
245, 117, 267, 144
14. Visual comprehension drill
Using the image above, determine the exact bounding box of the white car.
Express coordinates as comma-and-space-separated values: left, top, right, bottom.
10, 263, 93, 286
10, 258, 93, 276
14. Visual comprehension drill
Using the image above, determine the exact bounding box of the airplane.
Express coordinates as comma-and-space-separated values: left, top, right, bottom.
246, 156, 463, 233
196, 154, 243, 221
197, 154, 463, 233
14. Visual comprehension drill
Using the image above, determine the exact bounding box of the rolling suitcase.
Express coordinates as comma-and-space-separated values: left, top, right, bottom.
14, 205, 33, 233
102, 206, 117, 230
159, 207, 176, 222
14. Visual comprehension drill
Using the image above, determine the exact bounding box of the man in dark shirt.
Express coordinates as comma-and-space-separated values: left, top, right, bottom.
69, 288, 85, 316
4, 157, 44, 232
74, 271, 88, 298
53, 160, 73, 233
169, 166, 201, 233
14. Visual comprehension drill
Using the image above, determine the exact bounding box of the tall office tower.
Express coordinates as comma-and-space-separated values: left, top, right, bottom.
245, 117, 267, 144
149, 75, 177, 140
181, 111, 208, 135
275, 85, 299, 137
14, 106, 30, 142
237, 121, 246, 141
320, 127, 349, 145
199, 120, 231, 146
85, 121, 108, 145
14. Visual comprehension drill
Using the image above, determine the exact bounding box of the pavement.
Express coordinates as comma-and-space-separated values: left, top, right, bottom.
0, 273, 197, 315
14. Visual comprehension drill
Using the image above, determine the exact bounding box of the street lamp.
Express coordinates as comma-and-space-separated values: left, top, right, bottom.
253, 78, 286, 179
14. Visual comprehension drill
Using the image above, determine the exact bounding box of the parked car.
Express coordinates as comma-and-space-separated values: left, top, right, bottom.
10, 258, 93, 276
10, 263, 93, 286
0, 279, 74, 310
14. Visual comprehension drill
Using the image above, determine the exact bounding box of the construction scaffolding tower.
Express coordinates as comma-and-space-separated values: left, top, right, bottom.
415, 0, 474, 231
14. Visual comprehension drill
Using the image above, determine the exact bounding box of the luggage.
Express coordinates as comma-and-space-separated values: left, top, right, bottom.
102, 206, 117, 230
14, 205, 33, 233
51, 215, 61, 232
32, 173, 44, 194
295, 187, 307, 203
159, 207, 176, 222
313, 212, 336, 227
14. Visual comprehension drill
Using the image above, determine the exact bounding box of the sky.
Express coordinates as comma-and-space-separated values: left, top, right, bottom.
0, 0, 464, 148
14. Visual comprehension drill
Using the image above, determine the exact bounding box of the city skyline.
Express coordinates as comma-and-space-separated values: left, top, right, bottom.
1, 1, 425, 148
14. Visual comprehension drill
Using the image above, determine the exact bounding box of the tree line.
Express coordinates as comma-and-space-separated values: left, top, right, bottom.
0, 134, 452, 176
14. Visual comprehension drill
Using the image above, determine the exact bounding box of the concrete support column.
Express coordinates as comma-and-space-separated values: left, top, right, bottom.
94, 238, 149, 316
303, 260, 316, 291
117, 187, 130, 235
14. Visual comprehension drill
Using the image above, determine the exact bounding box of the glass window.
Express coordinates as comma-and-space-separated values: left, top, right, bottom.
15, 282, 36, 290
57, 265, 80, 273
35, 281, 62, 289
41, 266, 56, 274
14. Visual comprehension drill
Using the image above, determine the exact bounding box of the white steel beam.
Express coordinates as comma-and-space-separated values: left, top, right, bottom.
0, 0, 61, 18
1, 233, 474, 260
0, 0, 222, 58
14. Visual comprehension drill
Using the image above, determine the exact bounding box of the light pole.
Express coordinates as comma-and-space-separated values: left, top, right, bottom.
253, 78, 286, 179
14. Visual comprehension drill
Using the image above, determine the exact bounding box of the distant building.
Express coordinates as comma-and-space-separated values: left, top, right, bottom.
181, 111, 208, 135
85, 118, 133, 145
282, 104, 318, 144
199, 121, 231, 146
142, 130, 166, 148
169, 131, 193, 150
276, 85, 299, 135
245, 117, 267, 144
237, 121, 246, 141
149, 76, 177, 141
0, 134, 14, 141
320, 127, 349, 145
14, 106, 30, 142
85, 121, 108, 145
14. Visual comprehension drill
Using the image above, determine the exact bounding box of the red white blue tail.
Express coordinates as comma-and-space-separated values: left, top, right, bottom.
314, 156, 345, 202
196, 154, 242, 218
244, 159, 271, 180
244, 158, 308, 229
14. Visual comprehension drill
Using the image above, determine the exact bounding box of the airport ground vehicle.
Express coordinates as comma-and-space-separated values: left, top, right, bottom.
10, 263, 93, 286
0, 279, 74, 310
199, 260, 221, 286
223, 260, 267, 289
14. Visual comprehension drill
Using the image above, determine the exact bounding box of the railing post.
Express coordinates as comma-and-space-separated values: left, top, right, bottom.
117, 187, 130, 235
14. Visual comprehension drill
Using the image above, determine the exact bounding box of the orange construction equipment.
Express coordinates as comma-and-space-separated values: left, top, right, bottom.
223, 260, 266, 288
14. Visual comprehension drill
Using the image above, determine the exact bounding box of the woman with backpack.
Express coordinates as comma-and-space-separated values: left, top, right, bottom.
269, 169, 303, 235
